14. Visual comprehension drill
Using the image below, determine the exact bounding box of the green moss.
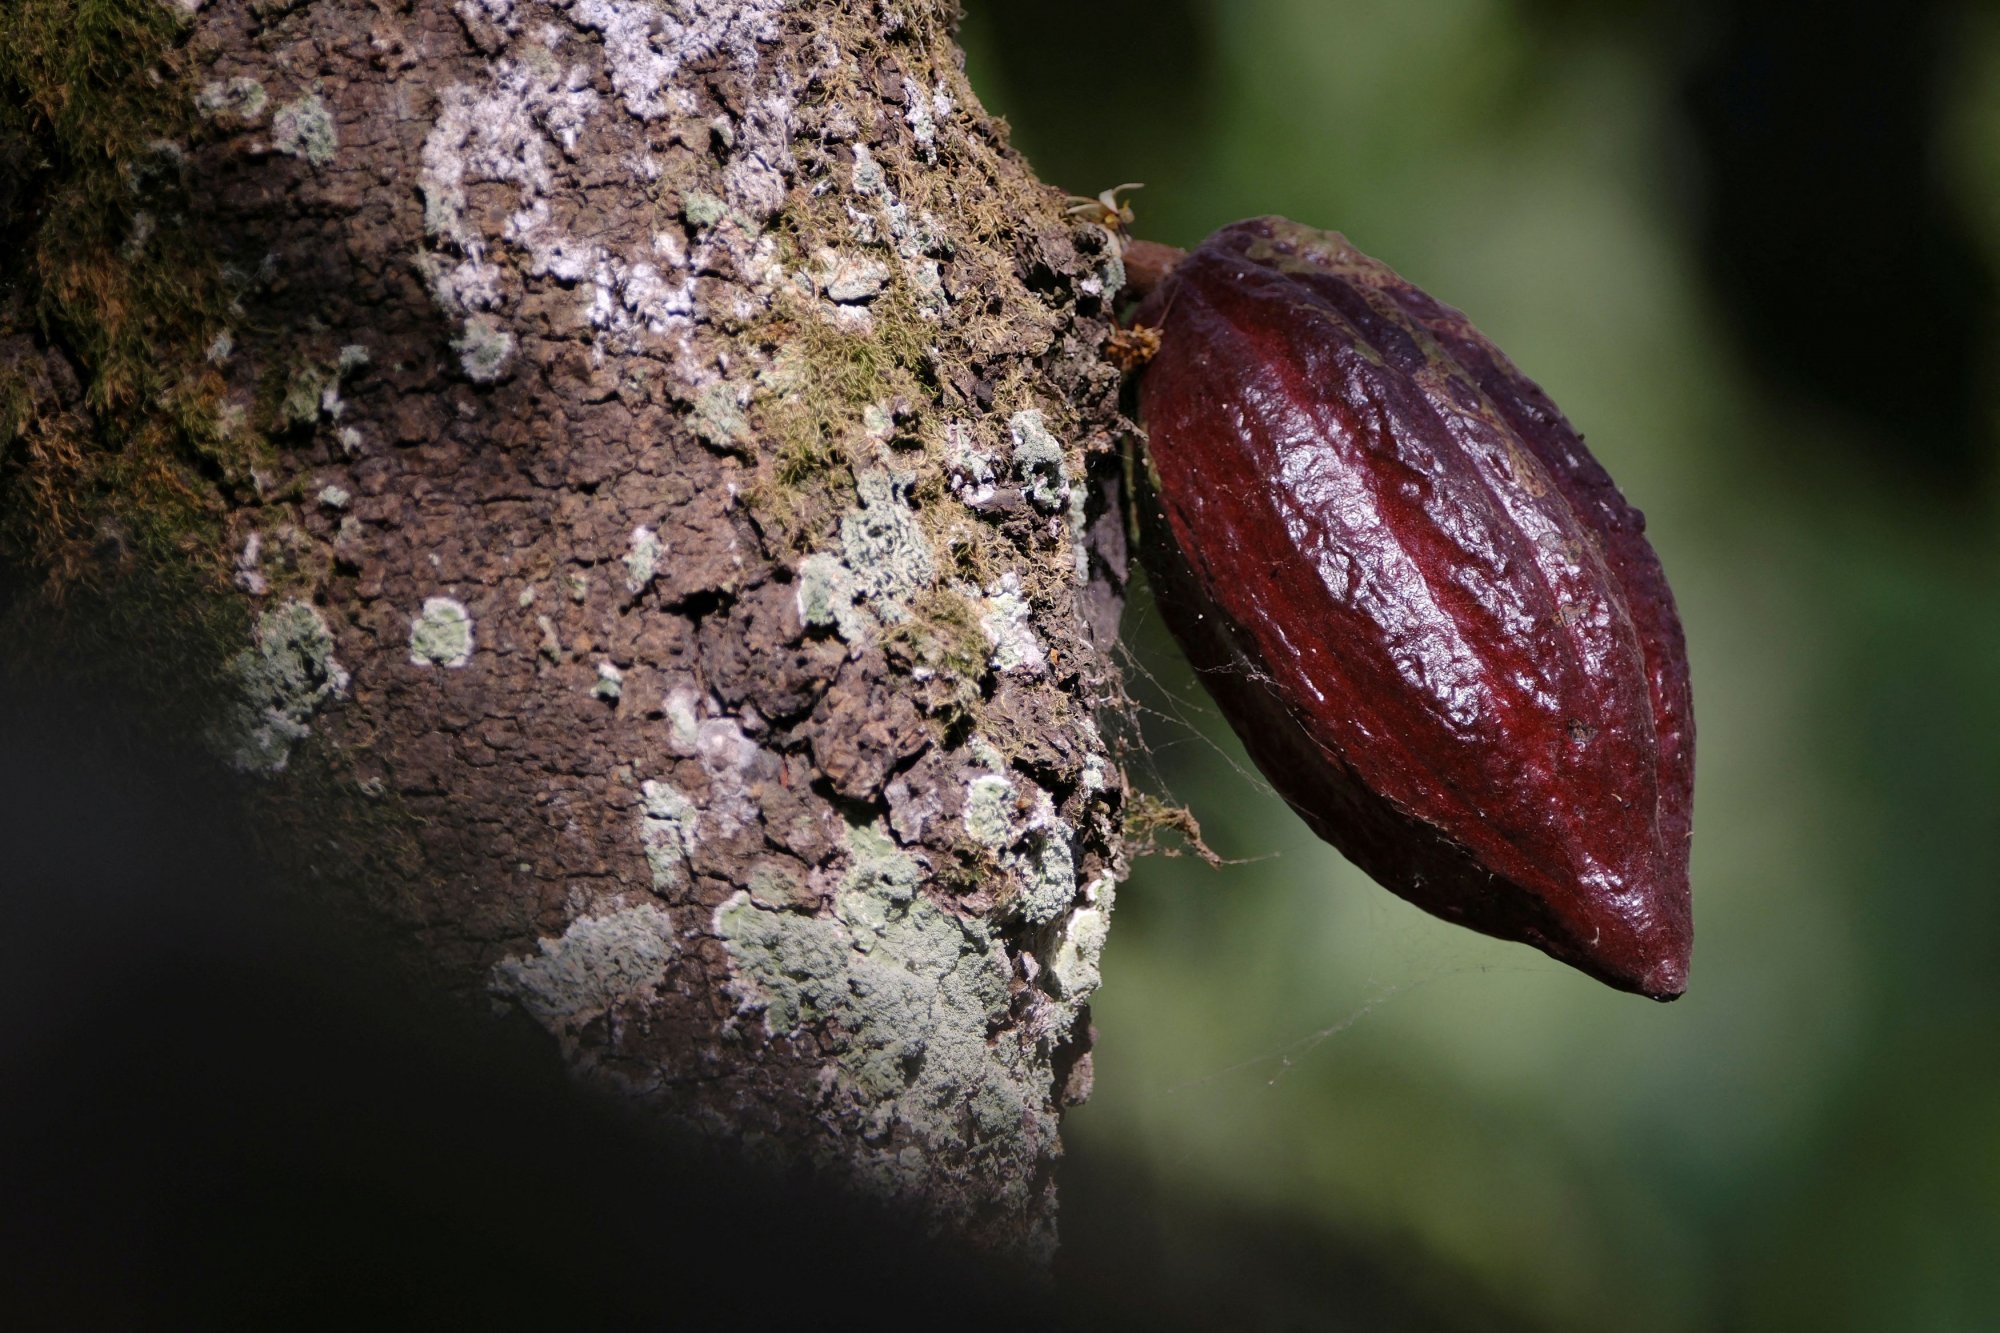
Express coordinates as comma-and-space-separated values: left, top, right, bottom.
0, 0, 266, 692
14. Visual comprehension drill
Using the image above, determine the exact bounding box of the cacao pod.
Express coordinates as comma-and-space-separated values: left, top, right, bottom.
1132, 217, 1693, 1000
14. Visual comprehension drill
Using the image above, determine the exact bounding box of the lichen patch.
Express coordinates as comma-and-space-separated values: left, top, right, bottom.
270, 92, 337, 165
213, 600, 350, 773
409, 596, 474, 667
490, 904, 678, 1031
715, 818, 1059, 1217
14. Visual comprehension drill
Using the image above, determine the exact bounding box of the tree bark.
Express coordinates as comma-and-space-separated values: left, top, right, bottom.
1, 0, 1133, 1259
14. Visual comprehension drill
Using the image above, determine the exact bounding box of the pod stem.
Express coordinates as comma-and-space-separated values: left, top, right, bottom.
1121, 239, 1188, 301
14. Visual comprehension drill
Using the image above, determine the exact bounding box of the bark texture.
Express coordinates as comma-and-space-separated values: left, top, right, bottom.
1, 0, 1134, 1257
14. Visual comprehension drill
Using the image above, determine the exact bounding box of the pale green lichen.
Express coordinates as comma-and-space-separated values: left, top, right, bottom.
591, 660, 625, 701
715, 820, 1047, 1170
791, 467, 940, 641
796, 551, 868, 642
281, 366, 329, 426
1066, 483, 1090, 585
1048, 875, 1116, 1000
850, 143, 885, 196
747, 861, 804, 908
489, 904, 677, 1029
639, 778, 698, 890
961, 760, 1077, 927
317, 484, 351, 510
1011, 826, 1076, 927
977, 575, 1044, 676
692, 381, 751, 451
944, 419, 997, 504
214, 600, 350, 773
839, 469, 933, 621
625, 525, 660, 594
962, 773, 1016, 852
271, 92, 338, 166
683, 188, 727, 227
860, 401, 894, 440
1007, 409, 1069, 512
662, 686, 702, 753
409, 596, 474, 667
1099, 248, 1126, 300
809, 247, 891, 303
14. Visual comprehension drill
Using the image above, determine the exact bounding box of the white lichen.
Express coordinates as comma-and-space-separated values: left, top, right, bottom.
568, 0, 786, 121
453, 313, 516, 381
639, 778, 699, 890
624, 525, 661, 594
418, 59, 600, 312
233, 531, 268, 596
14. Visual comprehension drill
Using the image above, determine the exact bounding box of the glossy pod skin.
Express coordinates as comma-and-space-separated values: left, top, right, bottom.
1132, 217, 1693, 999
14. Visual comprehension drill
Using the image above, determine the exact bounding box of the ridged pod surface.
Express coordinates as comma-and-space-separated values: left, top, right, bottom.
1133, 217, 1693, 999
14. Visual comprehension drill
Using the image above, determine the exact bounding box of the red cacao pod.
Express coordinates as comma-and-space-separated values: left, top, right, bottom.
1133, 217, 1693, 1000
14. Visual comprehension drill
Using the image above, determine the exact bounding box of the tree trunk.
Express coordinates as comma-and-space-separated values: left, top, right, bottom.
1, 0, 1133, 1259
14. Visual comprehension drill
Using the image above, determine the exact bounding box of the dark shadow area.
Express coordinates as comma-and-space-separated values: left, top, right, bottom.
1679, 0, 1992, 491
1059, 1148, 1540, 1333
961, 0, 1218, 201
0, 669, 1061, 1330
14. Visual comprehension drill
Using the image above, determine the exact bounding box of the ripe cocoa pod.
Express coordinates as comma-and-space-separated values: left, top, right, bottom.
1132, 217, 1693, 999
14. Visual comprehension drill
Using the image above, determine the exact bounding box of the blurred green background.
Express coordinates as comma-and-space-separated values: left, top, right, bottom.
963, 1, 2000, 1328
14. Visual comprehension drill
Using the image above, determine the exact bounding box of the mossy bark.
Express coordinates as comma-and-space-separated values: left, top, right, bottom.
1, 0, 1132, 1258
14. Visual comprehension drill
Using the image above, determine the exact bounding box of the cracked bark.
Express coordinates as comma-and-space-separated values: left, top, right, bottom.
0, 0, 1134, 1259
